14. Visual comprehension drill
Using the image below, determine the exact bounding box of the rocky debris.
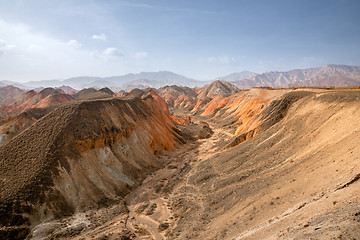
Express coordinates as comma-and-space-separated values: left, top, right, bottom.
354, 211, 360, 222
158, 222, 170, 231
176, 121, 213, 140
302, 221, 310, 227
135, 203, 149, 214
145, 203, 157, 215
117, 230, 135, 240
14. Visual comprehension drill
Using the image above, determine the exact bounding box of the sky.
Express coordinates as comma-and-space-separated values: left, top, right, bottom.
0, 0, 360, 82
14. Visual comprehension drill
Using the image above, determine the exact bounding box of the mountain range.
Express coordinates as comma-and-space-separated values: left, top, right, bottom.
0, 71, 206, 90
231, 64, 360, 89
1, 65, 360, 92
215, 71, 256, 81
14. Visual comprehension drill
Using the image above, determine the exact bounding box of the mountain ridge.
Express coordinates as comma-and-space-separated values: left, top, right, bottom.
1, 71, 206, 90
231, 64, 360, 89
2, 65, 360, 91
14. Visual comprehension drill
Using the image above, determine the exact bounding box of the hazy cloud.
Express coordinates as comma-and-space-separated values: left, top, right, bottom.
65, 39, 82, 48
92, 33, 107, 41
198, 56, 245, 64
91, 47, 124, 62
134, 51, 149, 60
0, 39, 6, 48
0, 39, 15, 56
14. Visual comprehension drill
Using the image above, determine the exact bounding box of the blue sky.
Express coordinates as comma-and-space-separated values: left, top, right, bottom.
0, 0, 360, 81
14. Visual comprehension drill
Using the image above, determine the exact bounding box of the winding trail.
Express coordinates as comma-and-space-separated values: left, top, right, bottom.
122, 125, 234, 240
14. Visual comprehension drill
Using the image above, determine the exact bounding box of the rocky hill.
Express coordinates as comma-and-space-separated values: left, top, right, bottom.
196, 80, 239, 99
0, 86, 25, 106
0, 95, 185, 239
157, 85, 197, 110
0, 88, 73, 120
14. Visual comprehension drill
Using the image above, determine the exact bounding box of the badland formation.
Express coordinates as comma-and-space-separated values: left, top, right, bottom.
1, 65, 360, 239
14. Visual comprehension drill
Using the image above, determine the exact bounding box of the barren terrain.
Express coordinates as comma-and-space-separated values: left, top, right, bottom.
1, 87, 360, 240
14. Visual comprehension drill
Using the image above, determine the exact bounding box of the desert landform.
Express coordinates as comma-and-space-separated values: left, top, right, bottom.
0, 65, 360, 240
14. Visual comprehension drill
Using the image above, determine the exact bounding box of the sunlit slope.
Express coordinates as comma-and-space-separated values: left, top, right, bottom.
168, 90, 360, 239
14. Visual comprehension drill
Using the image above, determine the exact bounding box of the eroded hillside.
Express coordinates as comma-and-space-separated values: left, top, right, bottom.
0, 95, 185, 239
1, 86, 359, 240
161, 89, 360, 239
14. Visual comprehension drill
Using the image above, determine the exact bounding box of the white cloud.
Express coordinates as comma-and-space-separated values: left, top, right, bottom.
0, 19, 106, 80
0, 18, 154, 81
65, 39, 82, 48
89, 47, 124, 62
103, 47, 123, 57
92, 33, 107, 41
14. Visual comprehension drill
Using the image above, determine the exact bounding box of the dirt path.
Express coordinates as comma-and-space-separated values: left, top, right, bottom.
122, 125, 234, 240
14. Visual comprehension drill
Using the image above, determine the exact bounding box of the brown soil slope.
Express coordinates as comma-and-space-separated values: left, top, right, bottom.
163, 90, 360, 239
0, 96, 184, 239
192, 88, 291, 143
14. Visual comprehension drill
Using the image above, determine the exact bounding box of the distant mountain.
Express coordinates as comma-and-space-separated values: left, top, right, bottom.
4, 65, 360, 91
105, 71, 205, 88
0, 80, 28, 89
21, 79, 63, 89
121, 79, 155, 91
4, 71, 206, 90
231, 65, 360, 89
215, 71, 256, 81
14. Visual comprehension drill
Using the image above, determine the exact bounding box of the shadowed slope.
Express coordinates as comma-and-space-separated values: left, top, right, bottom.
0, 96, 184, 239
